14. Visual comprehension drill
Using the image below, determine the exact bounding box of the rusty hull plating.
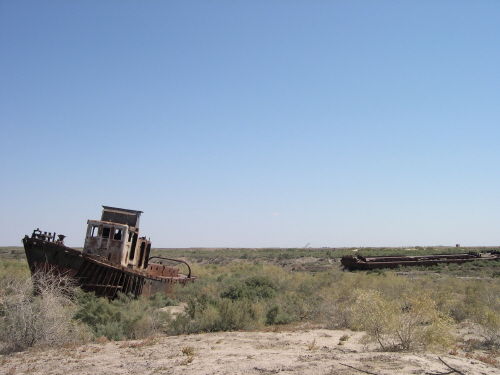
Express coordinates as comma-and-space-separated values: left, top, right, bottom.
23, 206, 195, 298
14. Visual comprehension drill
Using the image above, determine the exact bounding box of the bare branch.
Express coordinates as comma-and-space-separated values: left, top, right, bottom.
425, 357, 467, 375
339, 363, 381, 375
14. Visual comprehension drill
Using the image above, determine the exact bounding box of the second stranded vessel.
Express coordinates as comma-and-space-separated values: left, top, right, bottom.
341, 251, 500, 270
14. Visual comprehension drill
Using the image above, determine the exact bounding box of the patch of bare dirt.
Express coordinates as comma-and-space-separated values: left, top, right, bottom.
1, 329, 499, 375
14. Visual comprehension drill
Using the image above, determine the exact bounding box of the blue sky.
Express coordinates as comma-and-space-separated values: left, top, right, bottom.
1, 1, 499, 248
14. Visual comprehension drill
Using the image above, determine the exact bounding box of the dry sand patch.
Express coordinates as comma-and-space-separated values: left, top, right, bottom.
1, 329, 498, 375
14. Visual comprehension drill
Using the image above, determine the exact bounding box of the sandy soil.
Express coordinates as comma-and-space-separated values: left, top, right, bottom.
2, 328, 499, 375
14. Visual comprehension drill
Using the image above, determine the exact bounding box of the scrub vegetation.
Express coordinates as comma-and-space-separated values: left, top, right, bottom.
1, 246, 500, 355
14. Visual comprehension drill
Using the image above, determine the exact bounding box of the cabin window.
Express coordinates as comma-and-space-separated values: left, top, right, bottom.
129, 233, 138, 261
129, 243, 136, 260
90, 225, 99, 237
144, 243, 151, 268
113, 229, 122, 241
138, 242, 146, 268
102, 227, 110, 239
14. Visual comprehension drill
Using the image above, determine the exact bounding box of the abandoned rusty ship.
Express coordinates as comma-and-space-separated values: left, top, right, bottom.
341, 251, 500, 270
23, 206, 195, 298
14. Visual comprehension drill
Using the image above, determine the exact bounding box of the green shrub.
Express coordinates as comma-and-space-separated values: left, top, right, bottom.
221, 276, 276, 301
148, 293, 179, 309
214, 298, 259, 331
265, 305, 293, 325
74, 292, 170, 340
167, 312, 193, 335
170, 296, 262, 334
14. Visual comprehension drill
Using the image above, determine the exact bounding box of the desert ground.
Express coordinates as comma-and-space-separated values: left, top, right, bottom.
2, 327, 499, 375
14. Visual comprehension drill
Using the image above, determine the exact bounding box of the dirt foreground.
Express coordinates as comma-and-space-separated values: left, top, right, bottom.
2, 328, 499, 375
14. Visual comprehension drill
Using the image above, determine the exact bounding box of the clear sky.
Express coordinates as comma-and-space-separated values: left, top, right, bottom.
1, 1, 499, 248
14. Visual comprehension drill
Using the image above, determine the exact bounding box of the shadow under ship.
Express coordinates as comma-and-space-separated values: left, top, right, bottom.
23, 206, 196, 298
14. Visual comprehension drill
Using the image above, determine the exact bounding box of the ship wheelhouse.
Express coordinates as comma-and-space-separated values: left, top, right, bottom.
83, 206, 151, 270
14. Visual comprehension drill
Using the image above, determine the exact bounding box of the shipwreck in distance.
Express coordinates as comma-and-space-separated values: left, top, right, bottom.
23, 206, 196, 298
341, 251, 500, 271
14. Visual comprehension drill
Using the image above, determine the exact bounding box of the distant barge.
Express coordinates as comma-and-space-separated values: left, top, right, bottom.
341, 251, 500, 271
23, 206, 196, 298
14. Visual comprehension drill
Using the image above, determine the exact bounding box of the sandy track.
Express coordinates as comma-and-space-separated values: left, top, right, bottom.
1, 329, 498, 375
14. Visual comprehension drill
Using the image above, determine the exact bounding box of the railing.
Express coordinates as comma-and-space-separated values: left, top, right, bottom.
147, 256, 192, 278
28, 229, 66, 244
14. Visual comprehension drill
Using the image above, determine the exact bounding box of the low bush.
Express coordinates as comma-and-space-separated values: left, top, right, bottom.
221, 276, 277, 301
449, 280, 500, 346
0, 271, 90, 353
148, 293, 179, 309
350, 289, 453, 351
265, 305, 294, 325
74, 292, 172, 340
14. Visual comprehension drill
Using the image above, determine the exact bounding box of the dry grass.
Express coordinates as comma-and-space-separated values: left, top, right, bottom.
0, 270, 90, 353
306, 338, 317, 351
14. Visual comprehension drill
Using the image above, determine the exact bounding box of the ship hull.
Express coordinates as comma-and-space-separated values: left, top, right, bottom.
23, 236, 192, 298
341, 252, 500, 271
